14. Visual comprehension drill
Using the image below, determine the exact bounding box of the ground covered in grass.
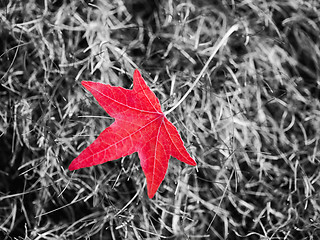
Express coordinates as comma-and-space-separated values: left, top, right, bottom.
1, 0, 320, 239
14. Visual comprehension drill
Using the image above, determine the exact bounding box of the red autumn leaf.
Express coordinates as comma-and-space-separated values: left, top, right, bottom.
69, 69, 196, 198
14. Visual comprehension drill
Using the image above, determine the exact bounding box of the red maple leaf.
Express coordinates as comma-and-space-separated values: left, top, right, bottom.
69, 69, 196, 198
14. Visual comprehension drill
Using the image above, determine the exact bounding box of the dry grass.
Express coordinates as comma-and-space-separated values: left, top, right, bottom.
1, 0, 320, 239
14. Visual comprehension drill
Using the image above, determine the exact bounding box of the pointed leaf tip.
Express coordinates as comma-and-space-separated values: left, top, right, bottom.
81, 81, 89, 87
134, 69, 141, 77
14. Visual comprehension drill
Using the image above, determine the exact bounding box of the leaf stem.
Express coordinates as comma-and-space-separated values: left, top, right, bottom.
164, 24, 239, 116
